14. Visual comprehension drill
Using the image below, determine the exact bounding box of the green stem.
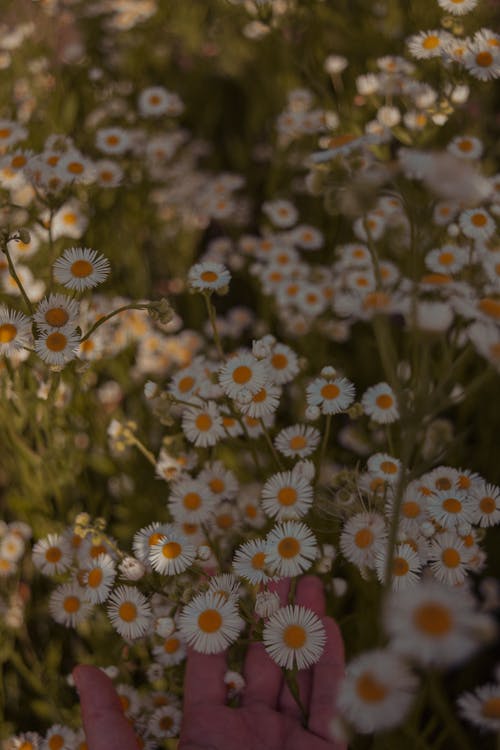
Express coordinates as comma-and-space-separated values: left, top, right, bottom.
260, 418, 283, 470
128, 434, 157, 467
1, 239, 34, 315
427, 672, 471, 750
316, 414, 332, 478
283, 669, 308, 727
80, 303, 149, 342
203, 293, 225, 360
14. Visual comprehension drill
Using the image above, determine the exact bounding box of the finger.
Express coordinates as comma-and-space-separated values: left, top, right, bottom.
308, 617, 345, 740
73, 665, 140, 750
277, 576, 325, 719
241, 641, 283, 708
183, 647, 227, 708
268, 577, 290, 603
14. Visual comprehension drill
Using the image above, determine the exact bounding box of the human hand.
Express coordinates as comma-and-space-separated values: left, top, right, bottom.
74, 575, 346, 750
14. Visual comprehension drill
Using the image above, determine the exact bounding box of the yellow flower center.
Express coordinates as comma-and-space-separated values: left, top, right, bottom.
88, 568, 103, 588
321, 383, 340, 400
198, 609, 222, 633
64, 596, 80, 613
472, 212, 488, 227
290, 435, 307, 450
478, 298, 500, 319
200, 270, 218, 282
183, 492, 201, 510
380, 461, 398, 474
178, 375, 195, 393
232, 365, 252, 384
271, 353, 288, 369
393, 557, 409, 576
476, 51, 493, 67
195, 413, 212, 431
442, 497, 462, 514
119, 602, 137, 622
209, 478, 225, 494
63, 212, 77, 224
48, 735, 64, 750
11, 154, 27, 168
442, 548, 460, 568
355, 672, 388, 702
45, 547, 62, 563
164, 637, 180, 653
162, 542, 182, 559
479, 496, 496, 514
354, 528, 373, 549
68, 161, 84, 174
277, 537, 300, 558
71, 259, 93, 278
46, 332, 68, 352
106, 135, 119, 145
423, 35, 440, 50
251, 551, 266, 569
0, 323, 17, 343
375, 393, 393, 409
277, 487, 298, 506
148, 532, 164, 546
413, 603, 452, 636
45, 307, 69, 327
283, 624, 307, 649
0, 128, 12, 138
482, 697, 500, 719
402, 501, 420, 518
253, 388, 267, 403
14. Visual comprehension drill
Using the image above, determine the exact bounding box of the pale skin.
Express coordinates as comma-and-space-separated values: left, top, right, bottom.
74, 576, 346, 750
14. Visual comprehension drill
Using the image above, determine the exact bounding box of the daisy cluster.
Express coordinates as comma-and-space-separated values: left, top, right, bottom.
1, 0, 499, 747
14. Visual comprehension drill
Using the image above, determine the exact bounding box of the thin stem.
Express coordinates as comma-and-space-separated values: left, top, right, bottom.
80, 303, 149, 343
203, 292, 225, 360
427, 672, 471, 750
283, 669, 308, 727
260, 418, 283, 470
1, 238, 34, 315
316, 414, 332, 477
128, 434, 157, 467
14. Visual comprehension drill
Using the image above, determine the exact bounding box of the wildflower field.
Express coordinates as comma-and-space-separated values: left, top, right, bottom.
1, 0, 500, 747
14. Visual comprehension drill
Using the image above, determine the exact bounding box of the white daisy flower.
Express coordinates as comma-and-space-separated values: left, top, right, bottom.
232, 538, 275, 584
274, 424, 321, 458
153, 631, 187, 667
188, 262, 231, 292
34, 326, 80, 367
219, 352, 269, 399
198, 461, 239, 500
459, 208, 496, 240
463, 43, 500, 81
261, 470, 314, 520
263, 604, 326, 670
43, 724, 75, 750
107, 585, 152, 640
149, 530, 196, 575
265, 343, 300, 385
95, 159, 124, 188
138, 86, 172, 116
34, 294, 80, 330
470, 481, 500, 527
447, 135, 483, 160
306, 375, 355, 415
51, 202, 88, 240
178, 591, 243, 654
361, 382, 399, 423
49, 583, 93, 628
168, 478, 216, 525
262, 199, 298, 228
291, 224, 323, 250
384, 579, 493, 667
428, 531, 471, 585
337, 649, 418, 733
457, 682, 500, 733
0, 307, 32, 355
207, 573, 241, 602
95, 127, 131, 155
237, 382, 281, 418
132, 522, 177, 563
425, 244, 468, 275
427, 488, 474, 529
81, 553, 116, 604
56, 150, 95, 184
53, 247, 110, 291
0, 532, 25, 562
181, 399, 225, 447
265, 520, 318, 577
339, 512, 387, 569
375, 544, 422, 590
0, 119, 27, 148
407, 30, 450, 59
32, 533, 72, 575
367, 453, 402, 485
7, 232, 40, 260
148, 705, 183, 739
437, 0, 478, 14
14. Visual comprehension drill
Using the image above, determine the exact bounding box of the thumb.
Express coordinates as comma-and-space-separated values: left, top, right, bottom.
73, 665, 140, 750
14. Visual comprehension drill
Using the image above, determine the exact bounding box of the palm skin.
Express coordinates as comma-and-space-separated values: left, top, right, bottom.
74, 576, 346, 750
